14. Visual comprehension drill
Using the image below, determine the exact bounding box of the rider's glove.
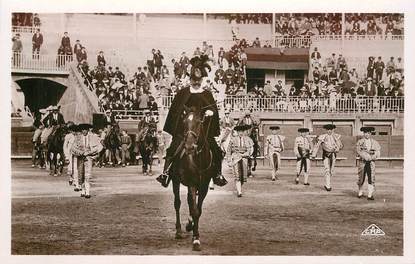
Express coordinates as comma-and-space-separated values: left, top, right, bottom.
205, 110, 214, 117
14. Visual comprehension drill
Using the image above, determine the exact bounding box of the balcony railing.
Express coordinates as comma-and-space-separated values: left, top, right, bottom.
111, 110, 160, 122
275, 34, 404, 48
12, 26, 40, 34
11, 53, 71, 73
159, 95, 404, 114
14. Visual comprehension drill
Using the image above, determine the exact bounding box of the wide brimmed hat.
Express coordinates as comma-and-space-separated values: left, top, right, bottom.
360, 127, 375, 133
269, 126, 280, 130
46, 105, 54, 111
78, 123, 93, 131
234, 125, 245, 131
143, 109, 151, 114
244, 110, 251, 116
67, 123, 77, 131
298, 128, 309, 133
323, 124, 336, 130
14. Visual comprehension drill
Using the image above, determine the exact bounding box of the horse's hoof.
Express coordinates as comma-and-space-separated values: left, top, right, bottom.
185, 220, 193, 232
192, 240, 201, 251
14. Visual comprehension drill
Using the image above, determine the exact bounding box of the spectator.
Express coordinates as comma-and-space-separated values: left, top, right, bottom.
172, 59, 181, 78
97, 51, 106, 66
137, 92, 150, 110
61, 32, 71, 49
33, 13, 41, 27
252, 37, 261, 48
32, 28, 43, 59
374, 56, 385, 82
218, 47, 225, 67
367, 56, 375, 79
12, 33, 23, 67
395, 57, 403, 73
153, 50, 164, 80
386, 56, 396, 76
311, 47, 321, 68
73, 40, 83, 63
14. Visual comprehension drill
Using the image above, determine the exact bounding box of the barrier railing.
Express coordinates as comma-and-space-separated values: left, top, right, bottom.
159, 95, 403, 114
111, 110, 160, 122
275, 34, 404, 48
12, 26, 40, 33
222, 95, 404, 113
11, 53, 71, 72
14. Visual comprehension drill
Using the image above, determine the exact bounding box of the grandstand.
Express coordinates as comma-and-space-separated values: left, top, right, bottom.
11, 13, 404, 167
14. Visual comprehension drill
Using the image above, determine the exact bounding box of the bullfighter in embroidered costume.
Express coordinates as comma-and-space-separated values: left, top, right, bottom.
226, 124, 254, 197
71, 123, 103, 198
264, 126, 285, 181
294, 128, 313, 185
311, 124, 343, 191
356, 127, 381, 200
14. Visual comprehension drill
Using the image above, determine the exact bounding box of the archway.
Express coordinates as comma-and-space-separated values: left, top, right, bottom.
15, 78, 67, 113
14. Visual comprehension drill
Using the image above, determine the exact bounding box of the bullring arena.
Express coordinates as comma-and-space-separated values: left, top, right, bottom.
10, 12, 404, 255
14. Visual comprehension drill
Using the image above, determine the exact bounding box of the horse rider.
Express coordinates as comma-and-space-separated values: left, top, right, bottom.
137, 109, 156, 142
226, 124, 253, 197
156, 54, 228, 188
356, 127, 381, 200
237, 110, 259, 175
311, 124, 343, 191
237, 110, 257, 131
294, 128, 313, 185
71, 123, 103, 198
32, 110, 45, 168
104, 109, 116, 124
264, 126, 285, 181
40, 105, 65, 145
63, 122, 78, 188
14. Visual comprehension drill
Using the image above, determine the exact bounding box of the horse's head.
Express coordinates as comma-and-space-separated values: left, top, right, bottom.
182, 106, 205, 153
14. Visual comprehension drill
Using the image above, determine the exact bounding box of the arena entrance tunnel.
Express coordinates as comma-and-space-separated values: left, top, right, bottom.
15, 78, 67, 114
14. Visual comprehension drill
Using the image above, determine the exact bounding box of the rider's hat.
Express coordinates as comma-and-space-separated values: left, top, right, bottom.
46, 105, 54, 111
189, 55, 211, 81
298, 128, 309, 133
269, 126, 280, 131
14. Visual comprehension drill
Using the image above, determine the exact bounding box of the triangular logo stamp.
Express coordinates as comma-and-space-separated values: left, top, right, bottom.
361, 224, 385, 236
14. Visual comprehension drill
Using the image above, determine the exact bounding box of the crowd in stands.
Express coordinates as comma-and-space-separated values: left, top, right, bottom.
12, 13, 41, 27
307, 47, 404, 98
275, 13, 342, 37
217, 14, 273, 24
344, 13, 404, 37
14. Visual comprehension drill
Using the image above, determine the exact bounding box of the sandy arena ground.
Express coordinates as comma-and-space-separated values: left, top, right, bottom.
11, 160, 403, 255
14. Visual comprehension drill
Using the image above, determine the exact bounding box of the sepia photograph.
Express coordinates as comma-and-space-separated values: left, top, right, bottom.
2, 0, 415, 263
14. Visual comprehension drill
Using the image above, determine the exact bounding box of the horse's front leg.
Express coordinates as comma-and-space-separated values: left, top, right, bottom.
172, 176, 183, 239
148, 151, 153, 176
188, 186, 201, 251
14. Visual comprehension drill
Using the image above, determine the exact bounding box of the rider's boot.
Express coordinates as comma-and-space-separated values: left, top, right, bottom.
212, 147, 228, 187
156, 156, 173, 188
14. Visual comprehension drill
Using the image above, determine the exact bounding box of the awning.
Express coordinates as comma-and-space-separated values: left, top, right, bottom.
245, 47, 309, 70
246, 61, 309, 70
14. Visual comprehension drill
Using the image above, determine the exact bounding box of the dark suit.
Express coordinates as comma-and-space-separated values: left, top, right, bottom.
32, 32, 43, 58
43, 112, 65, 127
61, 36, 71, 48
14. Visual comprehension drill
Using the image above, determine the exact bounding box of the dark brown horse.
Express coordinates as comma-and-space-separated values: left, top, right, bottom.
46, 125, 67, 176
170, 106, 215, 251
138, 123, 158, 175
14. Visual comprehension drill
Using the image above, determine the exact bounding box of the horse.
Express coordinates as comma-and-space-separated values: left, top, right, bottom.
170, 106, 216, 251
33, 135, 46, 168
138, 123, 158, 175
103, 124, 121, 166
247, 124, 260, 175
46, 125, 67, 176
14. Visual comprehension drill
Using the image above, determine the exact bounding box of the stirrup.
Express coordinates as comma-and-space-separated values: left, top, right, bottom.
213, 174, 228, 187
156, 173, 170, 188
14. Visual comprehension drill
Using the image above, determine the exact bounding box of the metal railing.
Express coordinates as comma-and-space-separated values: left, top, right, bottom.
222, 95, 404, 113
275, 34, 404, 48
159, 95, 404, 114
111, 110, 160, 122
11, 53, 71, 72
12, 26, 40, 33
